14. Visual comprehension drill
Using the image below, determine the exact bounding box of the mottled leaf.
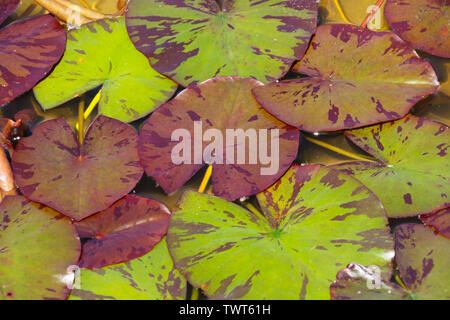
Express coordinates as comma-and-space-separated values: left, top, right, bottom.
167, 165, 394, 299
420, 208, 450, 239
125, 0, 318, 86
139, 76, 299, 201
395, 223, 450, 299
252, 24, 439, 132
333, 115, 449, 218
385, 0, 450, 58
12, 115, 144, 221
75, 195, 171, 269
69, 239, 186, 300
330, 263, 408, 300
0, 196, 80, 300
0, 0, 19, 24
0, 15, 66, 106
33, 17, 177, 123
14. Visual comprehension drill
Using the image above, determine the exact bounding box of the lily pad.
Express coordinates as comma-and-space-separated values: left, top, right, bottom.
420, 208, 450, 239
330, 263, 408, 300
0, 196, 80, 300
167, 165, 394, 299
0, 14, 66, 106
252, 24, 439, 132
69, 239, 187, 300
125, 0, 318, 86
12, 115, 144, 221
394, 223, 450, 299
33, 17, 177, 123
139, 76, 299, 201
384, 0, 450, 58
0, 0, 19, 24
333, 115, 449, 218
75, 195, 171, 269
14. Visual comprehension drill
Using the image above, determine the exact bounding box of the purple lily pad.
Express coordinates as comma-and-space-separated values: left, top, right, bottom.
138, 76, 299, 201
12, 115, 144, 221
0, 0, 19, 25
420, 208, 450, 239
252, 24, 439, 132
0, 14, 66, 106
75, 195, 171, 269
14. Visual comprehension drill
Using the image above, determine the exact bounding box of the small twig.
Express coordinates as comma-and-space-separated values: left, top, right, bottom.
198, 165, 212, 193
78, 98, 85, 144
75, 89, 102, 131
333, 0, 353, 24
361, 0, 385, 28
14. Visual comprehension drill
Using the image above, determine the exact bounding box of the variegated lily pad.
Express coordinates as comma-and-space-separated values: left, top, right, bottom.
0, 196, 80, 300
138, 76, 299, 201
385, 0, 450, 58
420, 208, 450, 239
334, 115, 449, 218
0, 0, 19, 24
167, 165, 394, 299
12, 116, 144, 221
0, 14, 66, 106
125, 0, 318, 86
33, 17, 177, 123
75, 195, 171, 269
252, 24, 439, 132
69, 239, 186, 300
395, 223, 450, 299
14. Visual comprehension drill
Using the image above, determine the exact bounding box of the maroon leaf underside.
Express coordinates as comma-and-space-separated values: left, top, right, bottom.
420, 208, 450, 239
12, 115, 144, 221
0, 14, 66, 106
252, 24, 439, 132
138, 76, 300, 201
75, 195, 171, 269
0, 0, 19, 25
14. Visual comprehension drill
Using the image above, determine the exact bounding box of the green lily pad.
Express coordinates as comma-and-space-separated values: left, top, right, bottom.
420, 208, 450, 239
395, 223, 450, 299
252, 24, 439, 132
33, 17, 177, 123
167, 165, 393, 299
333, 115, 449, 218
0, 196, 80, 300
69, 239, 186, 300
125, 0, 318, 86
12, 115, 144, 221
385, 0, 450, 58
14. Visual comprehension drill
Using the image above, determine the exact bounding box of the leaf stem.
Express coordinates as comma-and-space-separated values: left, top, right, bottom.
333, 0, 353, 24
78, 98, 85, 144
75, 89, 102, 131
198, 165, 212, 193
361, 0, 385, 28
303, 135, 376, 162
0, 146, 17, 202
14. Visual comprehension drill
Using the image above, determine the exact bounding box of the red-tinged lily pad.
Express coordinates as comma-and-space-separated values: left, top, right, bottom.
125, 0, 318, 86
12, 115, 144, 221
333, 115, 449, 218
395, 223, 450, 299
139, 76, 299, 201
0, 14, 66, 106
74, 195, 171, 269
0, 196, 80, 300
420, 208, 450, 239
252, 24, 439, 132
385, 0, 450, 58
167, 165, 394, 299
330, 263, 408, 300
0, 0, 19, 24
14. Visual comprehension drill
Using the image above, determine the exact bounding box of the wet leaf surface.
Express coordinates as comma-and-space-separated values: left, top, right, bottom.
12, 115, 144, 221
69, 238, 187, 300
420, 207, 450, 239
125, 0, 318, 86
167, 165, 393, 299
75, 195, 171, 269
252, 24, 439, 132
395, 223, 450, 299
330, 263, 408, 300
385, 0, 450, 58
138, 76, 299, 201
333, 115, 449, 218
0, 0, 19, 24
0, 14, 66, 106
33, 17, 177, 123
0, 196, 80, 300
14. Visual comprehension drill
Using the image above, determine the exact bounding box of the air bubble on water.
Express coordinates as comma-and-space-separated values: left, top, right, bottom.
239, 196, 248, 202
